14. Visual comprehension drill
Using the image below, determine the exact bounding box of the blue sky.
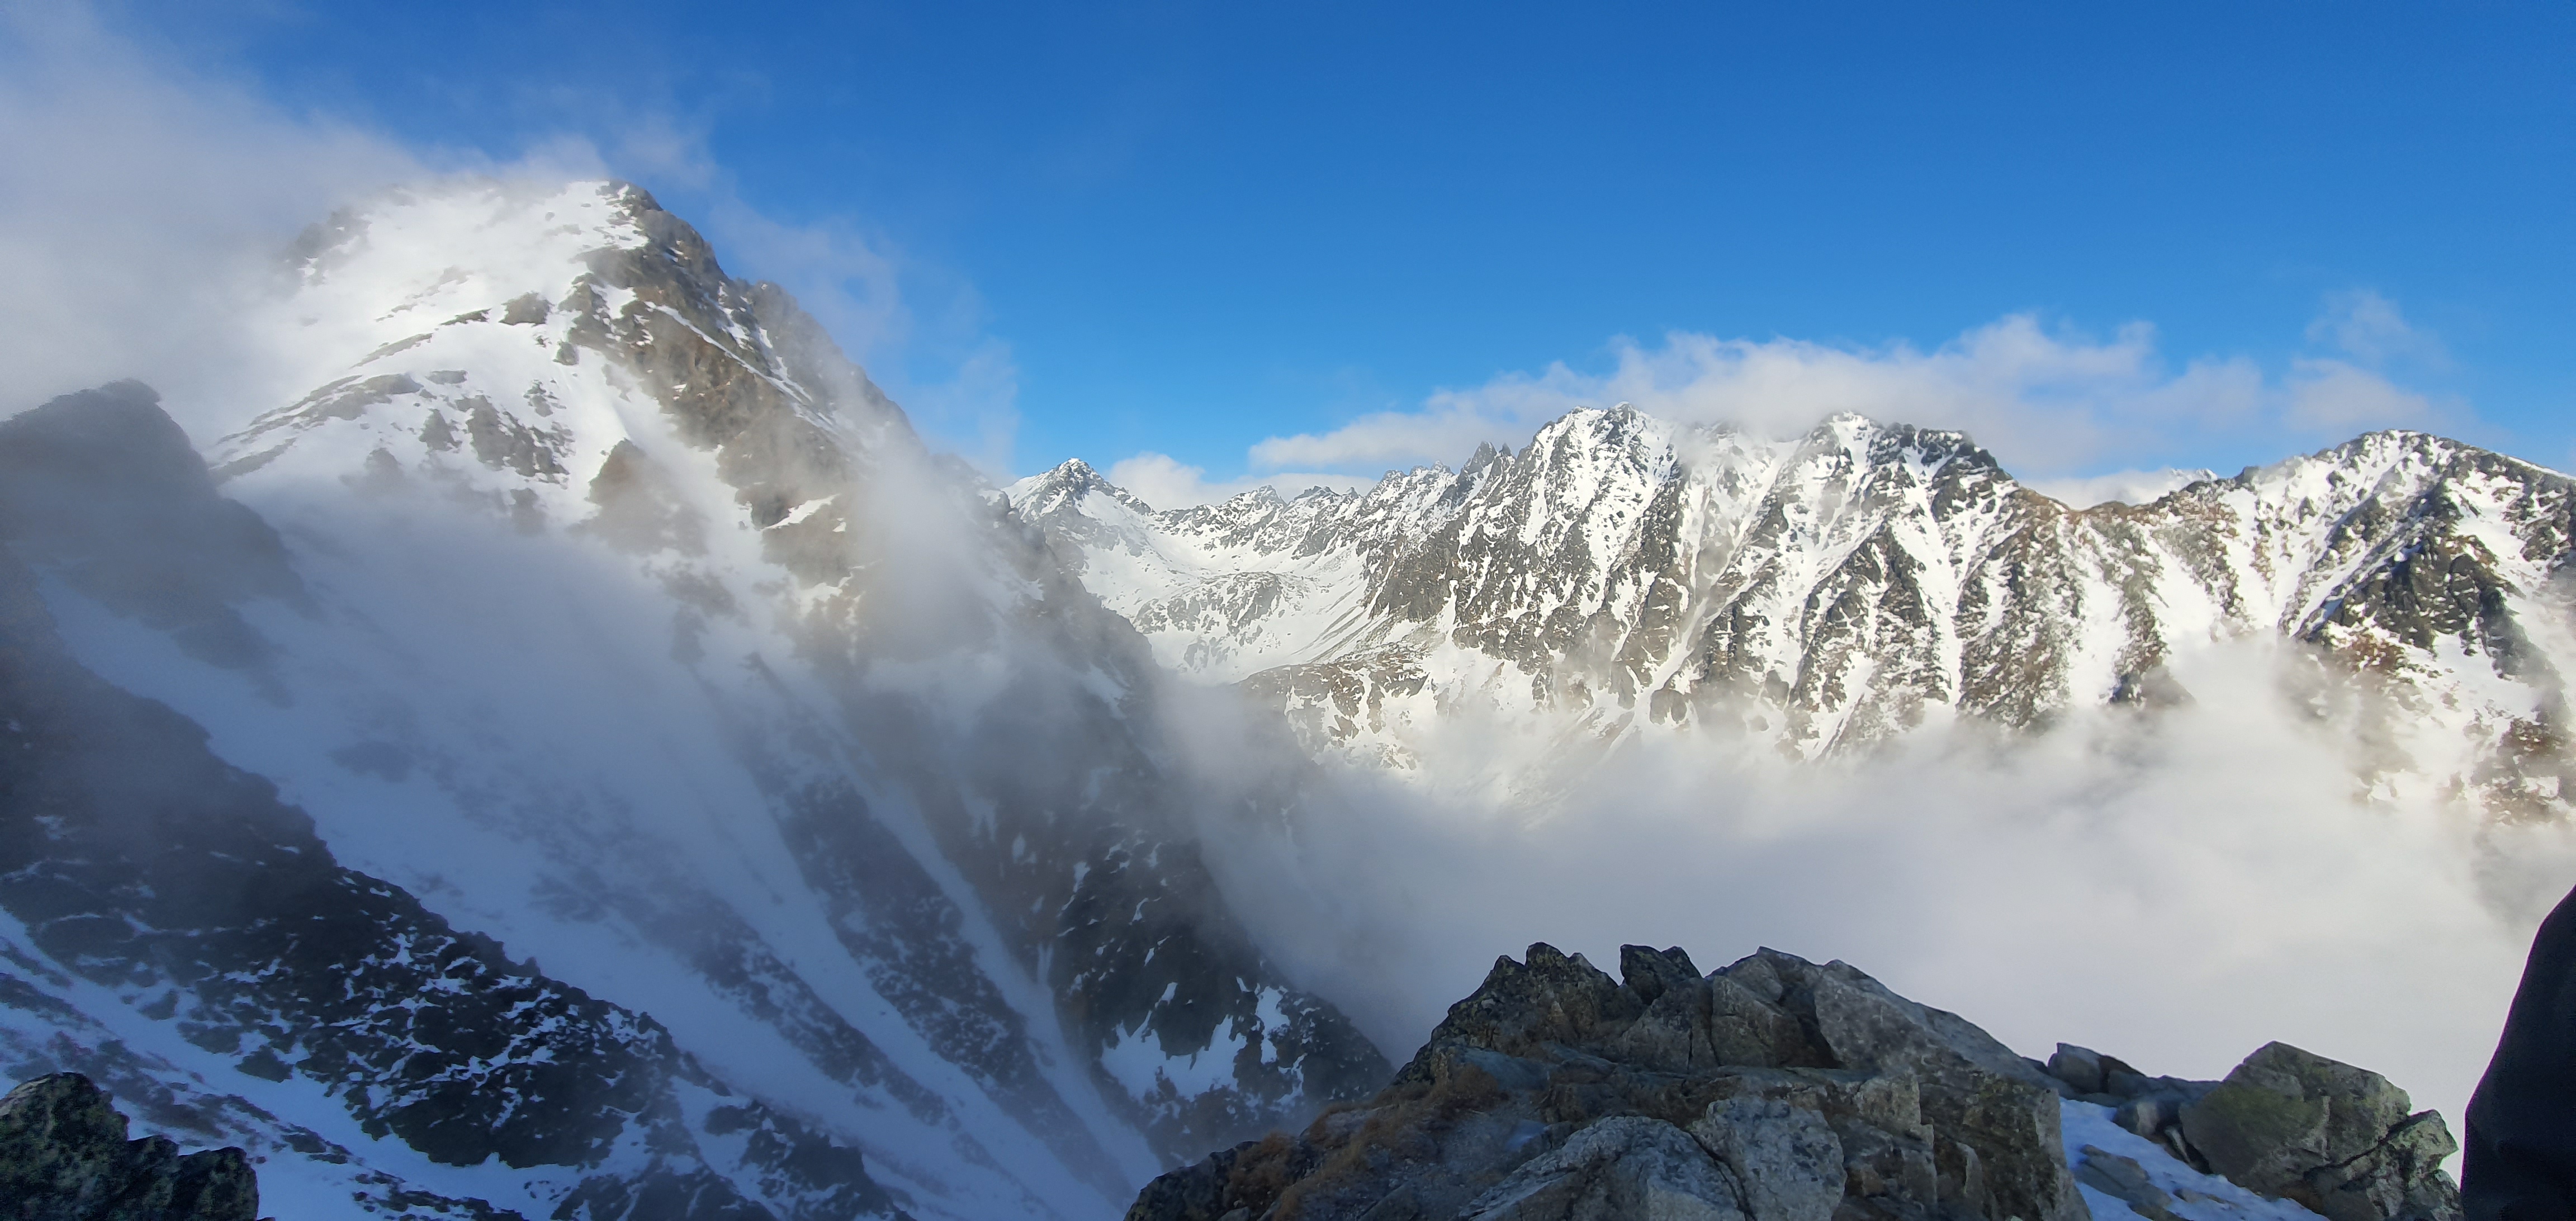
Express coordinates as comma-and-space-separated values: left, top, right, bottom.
42, 2, 2576, 499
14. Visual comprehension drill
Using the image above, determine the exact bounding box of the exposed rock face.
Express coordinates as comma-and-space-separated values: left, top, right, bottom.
1013, 408, 2576, 815
1123, 943, 2090, 1221
0, 1072, 258, 1221
2040, 1042, 2460, 1221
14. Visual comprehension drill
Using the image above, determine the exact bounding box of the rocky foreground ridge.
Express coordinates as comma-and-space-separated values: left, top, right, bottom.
1, 1072, 260, 1220
1126, 944, 2461, 1221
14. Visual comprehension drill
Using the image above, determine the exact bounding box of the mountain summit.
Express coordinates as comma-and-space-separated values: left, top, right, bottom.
0, 181, 1385, 1219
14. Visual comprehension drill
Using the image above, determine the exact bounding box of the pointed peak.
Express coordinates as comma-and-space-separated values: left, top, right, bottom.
1516, 405, 1681, 476
1007, 457, 1153, 515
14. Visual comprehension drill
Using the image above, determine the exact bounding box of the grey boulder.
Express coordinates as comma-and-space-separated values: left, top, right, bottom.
2179, 1043, 2459, 1221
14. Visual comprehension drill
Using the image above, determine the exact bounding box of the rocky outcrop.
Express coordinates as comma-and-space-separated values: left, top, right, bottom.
1124, 943, 2090, 1221
0, 1072, 259, 1220
2038, 1041, 2460, 1221
1130, 948, 2468, 1221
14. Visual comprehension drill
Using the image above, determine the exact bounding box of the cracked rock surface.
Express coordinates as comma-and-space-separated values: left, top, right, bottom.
0, 1072, 259, 1221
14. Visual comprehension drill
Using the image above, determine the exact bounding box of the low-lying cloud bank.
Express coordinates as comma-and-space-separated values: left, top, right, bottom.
1187, 637, 2572, 1149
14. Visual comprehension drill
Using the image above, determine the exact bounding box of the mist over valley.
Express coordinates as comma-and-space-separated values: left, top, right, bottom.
0, 177, 2561, 1219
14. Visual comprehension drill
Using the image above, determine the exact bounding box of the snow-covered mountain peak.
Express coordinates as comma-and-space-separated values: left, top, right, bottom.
287, 178, 651, 295
1519, 403, 1677, 475
0, 179, 1396, 1218
265, 179, 660, 396
1227, 484, 1293, 509
210, 175, 940, 618
1011, 457, 1153, 517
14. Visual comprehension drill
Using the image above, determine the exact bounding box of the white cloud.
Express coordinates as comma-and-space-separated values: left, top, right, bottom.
1105, 453, 1243, 509
0, 7, 1011, 468
1243, 302, 2465, 486
1185, 638, 2573, 1156
1248, 316, 2274, 480
899, 338, 1022, 477
2287, 358, 2447, 432
2307, 288, 2445, 367
1106, 452, 1367, 509
0, 6, 437, 429
2023, 467, 2221, 509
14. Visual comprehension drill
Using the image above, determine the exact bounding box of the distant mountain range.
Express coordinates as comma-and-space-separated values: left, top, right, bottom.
1011, 405, 2573, 817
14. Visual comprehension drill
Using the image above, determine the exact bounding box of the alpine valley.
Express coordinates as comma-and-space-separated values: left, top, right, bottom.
0, 178, 2566, 1221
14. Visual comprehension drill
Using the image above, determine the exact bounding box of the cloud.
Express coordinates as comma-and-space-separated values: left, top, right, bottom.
1105, 452, 1368, 509
0, 6, 436, 430
0, 6, 1011, 469
1184, 637, 2571, 1159
1106, 453, 1249, 509
2287, 358, 2449, 432
2022, 467, 2220, 509
1249, 316, 2274, 479
896, 338, 1023, 477
1246, 302, 2463, 486
2308, 288, 2445, 368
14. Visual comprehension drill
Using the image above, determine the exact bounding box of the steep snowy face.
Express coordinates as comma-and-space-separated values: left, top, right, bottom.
221, 178, 910, 580
0, 181, 1385, 1220
1014, 407, 2576, 815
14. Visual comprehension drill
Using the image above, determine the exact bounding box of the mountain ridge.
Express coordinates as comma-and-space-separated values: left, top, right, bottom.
1010, 406, 2575, 816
